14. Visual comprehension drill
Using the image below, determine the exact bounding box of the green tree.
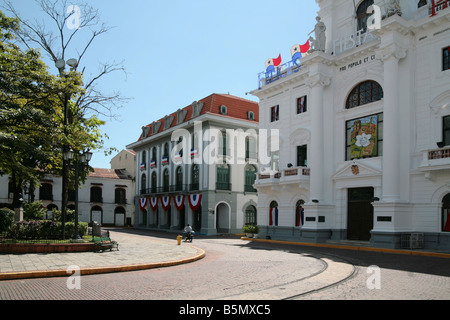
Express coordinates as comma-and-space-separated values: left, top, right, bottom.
1, 1, 127, 226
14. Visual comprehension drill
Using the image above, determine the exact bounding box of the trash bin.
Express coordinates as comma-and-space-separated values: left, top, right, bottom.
92, 221, 102, 237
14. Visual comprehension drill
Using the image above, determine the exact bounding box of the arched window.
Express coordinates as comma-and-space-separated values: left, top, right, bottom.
140, 174, 147, 195
191, 164, 199, 190
151, 171, 157, 193
356, 0, 374, 33
346, 80, 383, 109
163, 169, 170, 192
442, 194, 450, 232
245, 205, 257, 226
176, 166, 183, 191
269, 201, 278, 226
295, 200, 305, 227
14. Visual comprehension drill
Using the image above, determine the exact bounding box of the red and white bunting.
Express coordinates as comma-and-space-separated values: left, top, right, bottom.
188, 194, 202, 211
174, 195, 185, 211
150, 197, 158, 210
139, 197, 148, 211
161, 196, 171, 211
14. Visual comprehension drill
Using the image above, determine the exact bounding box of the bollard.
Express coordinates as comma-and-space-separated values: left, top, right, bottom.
177, 235, 182, 245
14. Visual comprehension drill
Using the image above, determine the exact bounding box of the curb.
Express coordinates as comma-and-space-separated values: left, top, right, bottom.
0, 246, 206, 281
241, 237, 450, 259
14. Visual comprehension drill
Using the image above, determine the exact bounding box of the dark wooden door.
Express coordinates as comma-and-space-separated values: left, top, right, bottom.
347, 188, 374, 241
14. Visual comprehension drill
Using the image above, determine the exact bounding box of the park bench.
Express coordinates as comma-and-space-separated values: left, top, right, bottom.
94, 237, 119, 252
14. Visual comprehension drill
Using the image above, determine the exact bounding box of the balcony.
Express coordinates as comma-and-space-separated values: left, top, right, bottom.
419, 147, 450, 173
140, 184, 200, 196
255, 167, 310, 189
430, 0, 450, 16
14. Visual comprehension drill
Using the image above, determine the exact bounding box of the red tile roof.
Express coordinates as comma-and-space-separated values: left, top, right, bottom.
89, 168, 132, 180
138, 93, 259, 141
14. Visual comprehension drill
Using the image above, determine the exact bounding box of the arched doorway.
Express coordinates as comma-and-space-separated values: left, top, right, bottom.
442, 194, 450, 232
270, 201, 278, 226
216, 202, 230, 233
244, 205, 257, 226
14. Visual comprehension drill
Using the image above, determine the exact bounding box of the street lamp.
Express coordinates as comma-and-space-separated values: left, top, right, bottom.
56, 58, 78, 240
64, 149, 92, 241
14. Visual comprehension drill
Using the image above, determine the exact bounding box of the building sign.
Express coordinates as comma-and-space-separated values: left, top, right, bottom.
339, 55, 376, 72
349, 115, 378, 159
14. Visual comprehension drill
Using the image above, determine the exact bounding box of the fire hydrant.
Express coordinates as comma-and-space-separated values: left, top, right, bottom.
177, 235, 183, 245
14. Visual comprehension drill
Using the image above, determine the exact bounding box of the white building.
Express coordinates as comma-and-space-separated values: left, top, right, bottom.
0, 152, 135, 227
250, 0, 450, 250
126, 93, 259, 235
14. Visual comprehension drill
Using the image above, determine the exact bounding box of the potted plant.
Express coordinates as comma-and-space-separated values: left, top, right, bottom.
242, 225, 259, 238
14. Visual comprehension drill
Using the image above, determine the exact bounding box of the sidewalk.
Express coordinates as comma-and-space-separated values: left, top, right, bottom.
0, 229, 205, 281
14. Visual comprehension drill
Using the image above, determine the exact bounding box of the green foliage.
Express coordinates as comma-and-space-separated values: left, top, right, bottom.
23, 201, 47, 221
7, 220, 88, 240
242, 225, 259, 234
0, 208, 15, 233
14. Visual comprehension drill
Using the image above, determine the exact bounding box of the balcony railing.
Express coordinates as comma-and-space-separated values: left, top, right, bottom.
428, 148, 450, 160
140, 184, 200, 195
256, 167, 310, 184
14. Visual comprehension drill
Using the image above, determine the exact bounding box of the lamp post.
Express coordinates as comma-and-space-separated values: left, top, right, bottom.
55, 58, 78, 240
65, 149, 92, 242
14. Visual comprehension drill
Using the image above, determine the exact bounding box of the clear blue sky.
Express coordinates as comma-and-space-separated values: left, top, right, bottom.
7, 0, 319, 169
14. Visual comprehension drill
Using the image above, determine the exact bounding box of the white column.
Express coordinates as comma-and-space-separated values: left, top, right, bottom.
307, 74, 330, 202
380, 46, 407, 202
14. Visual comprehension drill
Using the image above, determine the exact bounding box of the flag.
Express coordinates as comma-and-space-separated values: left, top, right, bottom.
162, 156, 169, 165
269, 207, 278, 226
265, 54, 282, 73
174, 195, 185, 211
188, 194, 202, 211
140, 163, 146, 171
161, 196, 171, 211
150, 197, 158, 210
150, 160, 156, 168
139, 198, 148, 211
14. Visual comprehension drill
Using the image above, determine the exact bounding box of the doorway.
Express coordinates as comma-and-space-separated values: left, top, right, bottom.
347, 187, 374, 241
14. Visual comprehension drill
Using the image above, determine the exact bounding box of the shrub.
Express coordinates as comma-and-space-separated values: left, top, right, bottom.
0, 208, 15, 233
23, 201, 47, 220
7, 220, 88, 240
242, 225, 259, 234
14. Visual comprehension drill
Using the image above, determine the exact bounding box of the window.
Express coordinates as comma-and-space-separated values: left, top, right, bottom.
346, 113, 383, 160
295, 200, 305, 227
140, 174, 147, 195
444, 47, 450, 71
39, 183, 53, 201
356, 0, 374, 33
346, 80, 383, 109
219, 105, 227, 114
90, 186, 103, 203
297, 96, 307, 114
248, 111, 255, 120
115, 188, 126, 204
269, 201, 278, 226
151, 172, 157, 193
163, 169, 170, 192
271, 105, 279, 122
444, 116, 450, 146
245, 136, 257, 160
216, 164, 231, 190
443, 194, 450, 232
191, 164, 199, 190
176, 167, 183, 191
297, 145, 307, 167
245, 205, 257, 226
244, 165, 257, 192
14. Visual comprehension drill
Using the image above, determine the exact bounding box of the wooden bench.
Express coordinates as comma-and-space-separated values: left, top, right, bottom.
94, 237, 119, 252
